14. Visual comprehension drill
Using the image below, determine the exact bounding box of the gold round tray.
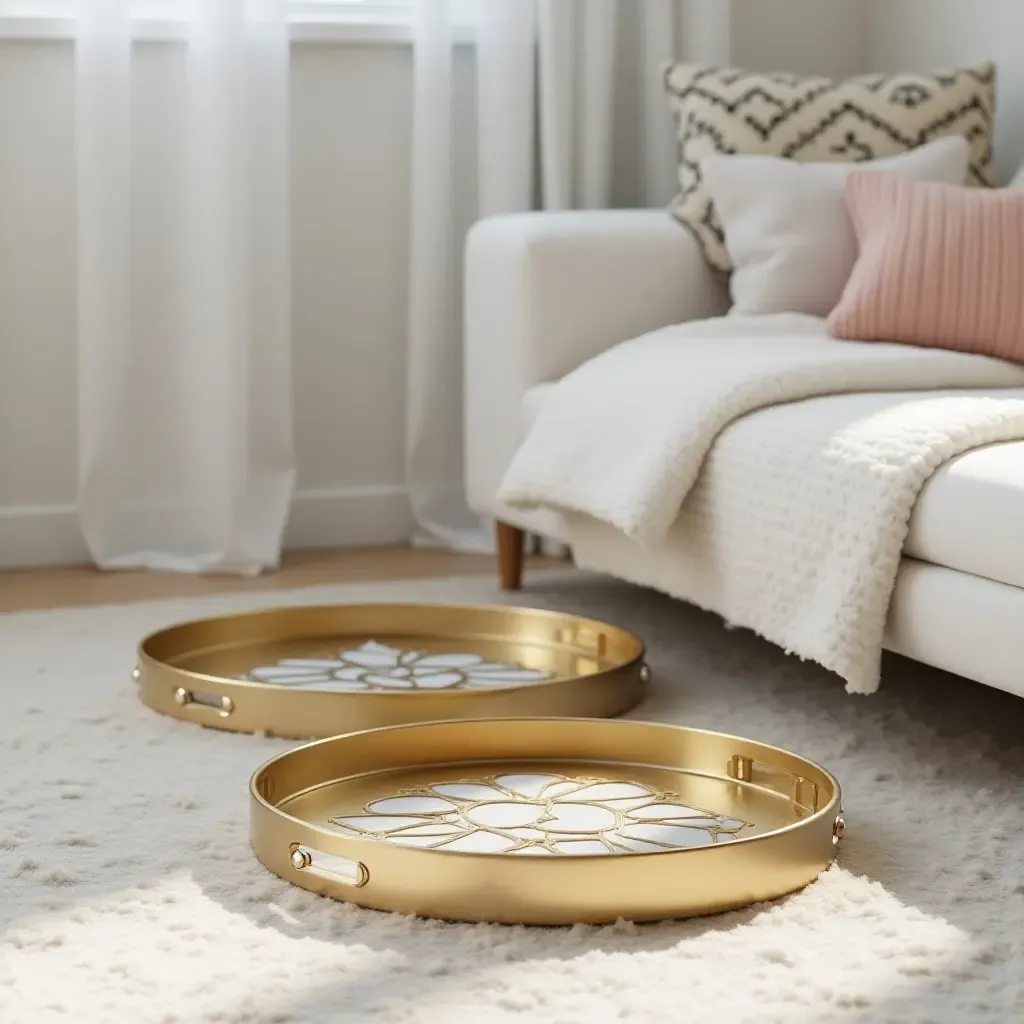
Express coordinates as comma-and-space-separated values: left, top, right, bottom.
136, 604, 645, 738
250, 718, 843, 924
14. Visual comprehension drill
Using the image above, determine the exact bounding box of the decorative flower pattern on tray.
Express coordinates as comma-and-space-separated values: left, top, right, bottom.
243, 640, 552, 692
328, 773, 751, 855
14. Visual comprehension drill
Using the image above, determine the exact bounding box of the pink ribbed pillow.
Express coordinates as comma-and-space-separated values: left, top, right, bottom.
827, 172, 1024, 363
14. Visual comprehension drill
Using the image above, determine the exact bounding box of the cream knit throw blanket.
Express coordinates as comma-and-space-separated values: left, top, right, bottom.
499, 315, 1024, 693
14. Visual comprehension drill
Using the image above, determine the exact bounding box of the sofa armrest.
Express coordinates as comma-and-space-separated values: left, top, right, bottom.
463, 209, 726, 519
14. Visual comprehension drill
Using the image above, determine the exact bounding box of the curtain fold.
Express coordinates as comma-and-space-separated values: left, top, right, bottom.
405, 0, 486, 549
537, 0, 619, 210
76, 0, 295, 574
641, 0, 685, 205
407, 0, 685, 547
475, 0, 535, 216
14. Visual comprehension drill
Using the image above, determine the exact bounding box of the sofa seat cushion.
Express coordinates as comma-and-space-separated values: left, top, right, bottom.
906, 441, 1024, 589
520, 383, 1024, 589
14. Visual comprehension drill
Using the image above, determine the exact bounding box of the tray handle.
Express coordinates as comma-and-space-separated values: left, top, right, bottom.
132, 666, 235, 720
727, 754, 821, 815
171, 686, 235, 719
288, 843, 369, 888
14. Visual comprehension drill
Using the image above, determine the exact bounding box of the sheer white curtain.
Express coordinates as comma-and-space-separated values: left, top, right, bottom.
76, 0, 294, 574
407, 0, 683, 548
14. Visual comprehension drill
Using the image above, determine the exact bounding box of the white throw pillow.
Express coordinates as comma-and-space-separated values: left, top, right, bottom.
703, 136, 970, 317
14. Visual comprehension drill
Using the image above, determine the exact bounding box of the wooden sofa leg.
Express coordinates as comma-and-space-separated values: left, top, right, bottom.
496, 521, 525, 591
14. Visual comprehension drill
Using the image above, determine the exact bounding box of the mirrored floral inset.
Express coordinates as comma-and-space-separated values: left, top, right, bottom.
243, 640, 552, 692
328, 773, 751, 855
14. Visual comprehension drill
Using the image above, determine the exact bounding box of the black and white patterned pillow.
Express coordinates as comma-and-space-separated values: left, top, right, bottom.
664, 62, 996, 272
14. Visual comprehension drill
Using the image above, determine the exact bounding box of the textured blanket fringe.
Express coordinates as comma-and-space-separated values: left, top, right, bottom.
501, 316, 1024, 693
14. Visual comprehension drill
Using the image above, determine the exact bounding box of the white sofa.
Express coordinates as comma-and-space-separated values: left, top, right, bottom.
464, 210, 1024, 700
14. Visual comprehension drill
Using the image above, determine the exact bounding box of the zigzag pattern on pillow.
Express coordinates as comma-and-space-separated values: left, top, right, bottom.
664, 63, 995, 272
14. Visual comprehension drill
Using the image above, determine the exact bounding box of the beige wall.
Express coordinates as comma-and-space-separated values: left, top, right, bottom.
731, 0, 866, 77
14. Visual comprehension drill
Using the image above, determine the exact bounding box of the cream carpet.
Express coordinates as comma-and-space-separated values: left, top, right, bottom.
1, 572, 1023, 1024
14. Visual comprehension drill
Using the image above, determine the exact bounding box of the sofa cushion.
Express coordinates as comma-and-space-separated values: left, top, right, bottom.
663, 61, 996, 272
907, 441, 1024, 589
520, 383, 1024, 590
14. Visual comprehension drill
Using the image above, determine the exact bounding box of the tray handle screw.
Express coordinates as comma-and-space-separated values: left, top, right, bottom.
290, 847, 312, 870
173, 687, 192, 707
833, 815, 846, 844
639, 663, 651, 685
131, 666, 140, 682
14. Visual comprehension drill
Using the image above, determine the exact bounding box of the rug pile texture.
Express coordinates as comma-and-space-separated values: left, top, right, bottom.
1, 572, 1023, 1023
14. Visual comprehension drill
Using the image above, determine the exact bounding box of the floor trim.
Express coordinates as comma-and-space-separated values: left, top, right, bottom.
0, 485, 412, 568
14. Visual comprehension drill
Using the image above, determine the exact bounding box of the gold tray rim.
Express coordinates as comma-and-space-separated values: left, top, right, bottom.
250, 717, 842, 858
249, 717, 843, 924
136, 602, 647, 738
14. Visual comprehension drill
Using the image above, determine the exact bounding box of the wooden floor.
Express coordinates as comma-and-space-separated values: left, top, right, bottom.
0, 547, 562, 614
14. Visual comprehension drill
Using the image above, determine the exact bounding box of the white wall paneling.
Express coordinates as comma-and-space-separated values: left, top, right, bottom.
0, 10, 747, 567
0, 39, 424, 566
6, 3, 1019, 566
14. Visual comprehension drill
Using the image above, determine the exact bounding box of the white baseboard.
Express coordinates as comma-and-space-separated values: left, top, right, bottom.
0, 503, 91, 569
283, 485, 412, 551
0, 485, 412, 569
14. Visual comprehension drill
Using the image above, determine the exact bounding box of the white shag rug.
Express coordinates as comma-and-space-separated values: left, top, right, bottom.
2, 572, 1023, 1024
